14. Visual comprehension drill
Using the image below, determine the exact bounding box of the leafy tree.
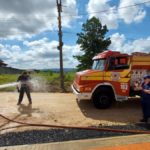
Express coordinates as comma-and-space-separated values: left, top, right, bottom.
0, 59, 7, 67
74, 17, 111, 71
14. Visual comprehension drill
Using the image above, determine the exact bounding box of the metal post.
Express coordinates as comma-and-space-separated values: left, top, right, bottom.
56, 0, 65, 92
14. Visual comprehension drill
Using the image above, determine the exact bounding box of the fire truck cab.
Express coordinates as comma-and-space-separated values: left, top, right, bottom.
72, 50, 150, 109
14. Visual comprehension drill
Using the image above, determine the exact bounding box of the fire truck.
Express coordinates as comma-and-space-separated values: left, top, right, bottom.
72, 50, 150, 109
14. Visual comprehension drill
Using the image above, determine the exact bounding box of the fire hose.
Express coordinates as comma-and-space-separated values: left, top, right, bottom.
0, 114, 150, 134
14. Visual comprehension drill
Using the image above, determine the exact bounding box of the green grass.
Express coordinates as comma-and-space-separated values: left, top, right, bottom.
0, 71, 76, 92
0, 74, 18, 84
0, 74, 18, 91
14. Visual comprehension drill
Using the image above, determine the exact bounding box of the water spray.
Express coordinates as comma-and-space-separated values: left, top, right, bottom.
0, 76, 48, 92
0, 82, 19, 89
29, 77, 48, 92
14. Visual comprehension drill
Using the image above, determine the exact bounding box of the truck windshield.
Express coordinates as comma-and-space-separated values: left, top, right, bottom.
92, 59, 106, 70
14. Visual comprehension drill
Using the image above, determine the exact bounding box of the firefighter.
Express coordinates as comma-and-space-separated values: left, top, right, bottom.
17, 71, 32, 105
140, 75, 150, 123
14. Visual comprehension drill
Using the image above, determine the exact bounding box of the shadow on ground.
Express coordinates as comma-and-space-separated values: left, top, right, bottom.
18, 104, 40, 117
76, 98, 142, 123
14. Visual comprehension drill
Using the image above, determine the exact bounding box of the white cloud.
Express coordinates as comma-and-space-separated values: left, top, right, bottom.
87, 0, 149, 29
0, 44, 4, 49
109, 32, 150, 54
109, 33, 126, 51
134, 10, 146, 23
0, 0, 78, 39
87, 0, 118, 29
0, 38, 81, 69
1, 33, 150, 69
118, 0, 146, 24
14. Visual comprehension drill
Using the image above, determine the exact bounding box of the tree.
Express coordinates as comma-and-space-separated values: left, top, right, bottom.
0, 59, 7, 67
74, 17, 111, 71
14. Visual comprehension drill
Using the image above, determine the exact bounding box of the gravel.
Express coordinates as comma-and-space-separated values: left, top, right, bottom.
0, 124, 149, 147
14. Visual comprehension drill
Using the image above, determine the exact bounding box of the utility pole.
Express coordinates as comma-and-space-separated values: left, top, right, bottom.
56, 0, 65, 92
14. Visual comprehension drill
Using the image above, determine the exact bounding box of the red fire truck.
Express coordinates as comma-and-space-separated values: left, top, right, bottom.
72, 50, 150, 109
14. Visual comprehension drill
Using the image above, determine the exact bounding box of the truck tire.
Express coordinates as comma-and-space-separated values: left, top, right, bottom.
92, 88, 113, 109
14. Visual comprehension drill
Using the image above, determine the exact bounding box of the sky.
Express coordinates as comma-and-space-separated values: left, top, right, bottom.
0, 0, 150, 69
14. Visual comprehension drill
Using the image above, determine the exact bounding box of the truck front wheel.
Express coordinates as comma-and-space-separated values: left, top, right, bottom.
92, 89, 113, 109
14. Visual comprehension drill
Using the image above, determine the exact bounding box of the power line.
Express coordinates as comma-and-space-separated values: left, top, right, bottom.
0, 0, 149, 21
62, 0, 150, 18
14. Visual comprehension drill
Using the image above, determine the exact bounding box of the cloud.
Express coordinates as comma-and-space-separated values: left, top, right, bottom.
109, 32, 150, 53
87, 0, 149, 29
109, 33, 126, 51
1, 34, 150, 69
87, 0, 118, 29
0, 0, 78, 39
0, 38, 81, 69
118, 0, 146, 24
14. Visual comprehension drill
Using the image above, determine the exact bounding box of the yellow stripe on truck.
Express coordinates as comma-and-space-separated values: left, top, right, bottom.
132, 62, 150, 66
81, 76, 103, 81
85, 72, 104, 76
104, 77, 130, 83
132, 56, 150, 62
119, 78, 130, 82
105, 70, 130, 78
120, 70, 130, 78
81, 76, 130, 83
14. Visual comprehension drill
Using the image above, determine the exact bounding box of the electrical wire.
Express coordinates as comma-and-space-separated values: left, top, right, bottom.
58, 0, 150, 18
0, 1, 149, 20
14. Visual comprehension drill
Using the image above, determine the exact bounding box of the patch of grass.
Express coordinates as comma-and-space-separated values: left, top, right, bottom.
0, 71, 76, 92
0, 74, 18, 84
0, 74, 18, 91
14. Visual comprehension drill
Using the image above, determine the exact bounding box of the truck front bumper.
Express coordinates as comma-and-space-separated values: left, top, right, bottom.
71, 84, 92, 100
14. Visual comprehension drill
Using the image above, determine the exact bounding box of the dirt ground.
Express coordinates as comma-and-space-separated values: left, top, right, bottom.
0, 92, 143, 134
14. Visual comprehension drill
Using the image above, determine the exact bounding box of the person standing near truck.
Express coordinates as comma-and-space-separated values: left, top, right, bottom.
135, 75, 150, 122
140, 75, 150, 123
17, 71, 32, 105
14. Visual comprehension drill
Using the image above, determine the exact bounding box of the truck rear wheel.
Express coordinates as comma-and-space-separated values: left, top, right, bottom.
92, 88, 114, 109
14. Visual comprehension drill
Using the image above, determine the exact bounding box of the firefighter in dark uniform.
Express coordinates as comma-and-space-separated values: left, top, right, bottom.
140, 75, 150, 123
17, 71, 32, 105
